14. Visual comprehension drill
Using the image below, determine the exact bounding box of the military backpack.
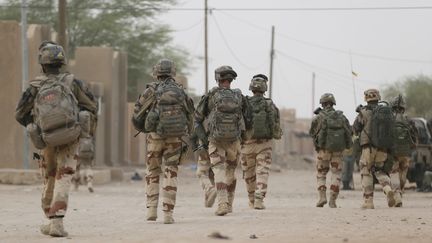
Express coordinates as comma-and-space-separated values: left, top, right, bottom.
208, 88, 243, 142
317, 110, 350, 152
248, 96, 282, 139
393, 116, 414, 156
33, 74, 81, 147
145, 78, 189, 138
370, 102, 395, 149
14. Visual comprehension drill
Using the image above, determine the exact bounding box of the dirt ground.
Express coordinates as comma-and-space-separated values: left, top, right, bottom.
1, 166, 432, 243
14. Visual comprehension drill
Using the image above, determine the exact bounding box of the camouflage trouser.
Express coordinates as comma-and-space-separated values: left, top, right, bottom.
423, 171, 432, 190
359, 147, 392, 200
145, 134, 182, 213
316, 150, 342, 193
208, 140, 240, 206
240, 139, 272, 203
390, 155, 411, 193
40, 143, 78, 218
342, 155, 355, 186
196, 152, 215, 194
72, 158, 94, 190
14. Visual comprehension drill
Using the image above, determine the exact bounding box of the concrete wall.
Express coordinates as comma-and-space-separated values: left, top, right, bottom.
0, 22, 51, 169
70, 47, 128, 166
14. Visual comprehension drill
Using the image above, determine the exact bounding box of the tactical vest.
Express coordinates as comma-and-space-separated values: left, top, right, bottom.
317, 109, 349, 152
145, 79, 189, 138
32, 73, 81, 148
208, 88, 243, 142
393, 113, 414, 156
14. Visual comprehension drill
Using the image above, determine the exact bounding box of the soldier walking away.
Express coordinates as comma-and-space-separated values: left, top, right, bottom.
132, 59, 195, 224
310, 93, 352, 208
194, 65, 252, 216
15, 41, 97, 237
353, 89, 396, 209
240, 74, 282, 210
389, 94, 417, 207
190, 127, 217, 208
341, 146, 355, 190
72, 100, 97, 193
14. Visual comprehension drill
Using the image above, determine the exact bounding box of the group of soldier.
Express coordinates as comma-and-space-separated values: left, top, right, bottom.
132, 60, 282, 223
309, 89, 417, 209
14, 41, 282, 236
14, 40, 420, 238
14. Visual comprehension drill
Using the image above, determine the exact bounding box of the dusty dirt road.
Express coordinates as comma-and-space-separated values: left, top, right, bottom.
1, 167, 432, 243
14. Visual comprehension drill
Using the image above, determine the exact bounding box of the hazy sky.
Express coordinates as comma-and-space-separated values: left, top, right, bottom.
161, 0, 432, 122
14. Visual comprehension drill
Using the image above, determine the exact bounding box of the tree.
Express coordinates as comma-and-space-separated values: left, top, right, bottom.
0, 0, 191, 101
382, 74, 432, 118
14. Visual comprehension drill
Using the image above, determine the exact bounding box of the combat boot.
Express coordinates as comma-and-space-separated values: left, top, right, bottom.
248, 200, 255, 209
40, 222, 51, 235
329, 192, 338, 208
316, 190, 327, 207
215, 203, 229, 216
227, 192, 235, 213
163, 211, 175, 224
254, 198, 265, 210
49, 218, 68, 237
205, 187, 217, 208
394, 192, 403, 207
384, 186, 396, 207
361, 198, 374, 209
146, 206, 157, 221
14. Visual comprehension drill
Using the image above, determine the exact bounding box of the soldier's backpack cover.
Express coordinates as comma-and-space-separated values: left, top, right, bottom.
318, 110, 349, 152
370, 101, 395, 149
33, 74, 81, 147
148, 78, 189, 138
209, 88, 243, 142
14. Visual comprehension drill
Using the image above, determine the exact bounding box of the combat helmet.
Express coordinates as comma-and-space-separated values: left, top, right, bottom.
249, 74, 268, 93
319, 93, 336, 105
153, 59, 176, 78
214, 65, 237, 82
364, 89, 381, 102
391, 94, 406, 109
38, 41, 66, 65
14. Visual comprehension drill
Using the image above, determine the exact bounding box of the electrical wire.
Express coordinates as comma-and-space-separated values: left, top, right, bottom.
217, 10, 432, 64
211, 14, 263, 70
172, 19, 203, 32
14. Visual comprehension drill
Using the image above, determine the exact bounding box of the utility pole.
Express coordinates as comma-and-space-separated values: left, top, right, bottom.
204, 0, 209, 94
269, 26, 275, 99
312, 72, 315, 116
21, 0, 29, 169
58, 0, 67, 50
349, 50, 357, 107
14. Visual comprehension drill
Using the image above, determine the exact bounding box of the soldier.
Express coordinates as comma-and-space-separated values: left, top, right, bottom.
390, 94, 417, 206
240, 74, 282, 210
310, 93, 352, 208
353, 89, 396, 209
190, 129, 217, 208
132, 59, 195, 224
194, 65, 251, 216
15, 41, 97, 237
341, 146, 355, 190
72, 82, 98, 193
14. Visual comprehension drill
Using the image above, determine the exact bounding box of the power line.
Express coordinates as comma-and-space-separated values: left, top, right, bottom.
211, 14, 263, 70
172, 19, 203, 32
3, 4, 432, 11
218, 10, 432, 64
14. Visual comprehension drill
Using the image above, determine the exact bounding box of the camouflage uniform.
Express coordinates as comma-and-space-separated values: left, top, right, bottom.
310, 93, 351, 208
341, 147, 355, 190
353, 89, 396, 209
190, 132, 216, 208
240, 74, 281, 210
72, 138, 95, 193
194, 65, 251, 216
15, 41, 97, 237
133, 59, 194, 224
389, 95, 417, 206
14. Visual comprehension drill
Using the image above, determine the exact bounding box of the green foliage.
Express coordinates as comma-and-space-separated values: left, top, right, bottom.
0, 0, 191, 101
382, 74, 432, 118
